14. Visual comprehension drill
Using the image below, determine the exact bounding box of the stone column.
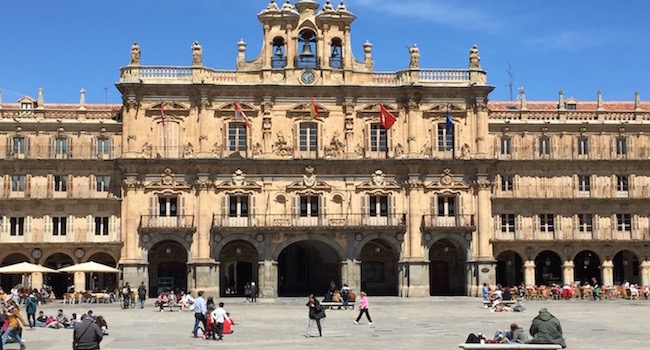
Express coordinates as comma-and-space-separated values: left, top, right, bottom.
191, 262, 219, 297
640, 261, 650, 287
74, 272, 86, 292
195, 175, 212, 260
259, 260, 278, 298
476, 176, 492, 259
524, 260, 536, 286
340, 259, 361, 293
122, 265, 148, 295
404, 177, 429, 297
475, 99, 489, 158
601, 260, 614, 286
122, 175, 140, 261
406, 99, 418, 157
562, 260, 575, 285
30, 272, 43, 290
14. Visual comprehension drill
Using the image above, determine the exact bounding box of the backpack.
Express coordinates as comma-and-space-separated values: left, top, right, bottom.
465, 333, 481, 343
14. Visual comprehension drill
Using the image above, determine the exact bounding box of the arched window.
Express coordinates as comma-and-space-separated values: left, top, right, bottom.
330, 38, 342, 69
297, 30, 317, 69
272, 37, 286, 69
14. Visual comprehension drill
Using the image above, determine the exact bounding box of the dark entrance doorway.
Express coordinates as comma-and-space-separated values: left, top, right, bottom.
496, 251, 523, 287
219, 241, 258, 297
148, 240, 187, 298
430, 261, 449, 294
429, 238, 466, 295
535, 250, 562, 285
1, 253, 30, 291
86, 253, 117, 292
43, 253, 74, 298
574, 250, 601, 285
278, 240, 340, 297
359, 239, 398, 296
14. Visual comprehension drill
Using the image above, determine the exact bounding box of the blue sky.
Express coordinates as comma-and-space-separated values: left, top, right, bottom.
0, 0, 647, 104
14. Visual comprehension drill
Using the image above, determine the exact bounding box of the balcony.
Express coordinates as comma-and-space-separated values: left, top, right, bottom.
493, 225, 645, 242
493, 185, 650, 200
491, 144, 650, 161
139, 215, 195, 232
1, 145, 119, 160
421, 214, 475, 233
0, 184, 120, 200
211, 213, 406, 233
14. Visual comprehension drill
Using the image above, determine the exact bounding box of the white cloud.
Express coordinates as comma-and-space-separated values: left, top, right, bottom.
528, 30, 614, 52
353, 0, 500, 30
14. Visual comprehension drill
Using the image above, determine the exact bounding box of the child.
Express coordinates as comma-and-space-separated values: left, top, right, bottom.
222, 312, 235, 335
203, 307, 216, 340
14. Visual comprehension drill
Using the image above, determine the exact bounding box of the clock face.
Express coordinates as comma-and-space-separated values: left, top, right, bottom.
300, 69, 316, 85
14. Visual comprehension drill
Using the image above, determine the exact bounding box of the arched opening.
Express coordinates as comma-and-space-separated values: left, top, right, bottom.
574, 250, 601, 285
148, 240, 188, 298
330, 38, 342, 69
272, 37, 286, 69
613, 250, 640, 285
429, 239, 466, 295
534, 250, 562, 286
297, 29, 317, 68
86, 253, 118, 292
496, 251, 523, 287
43, 253, 74, 298
218, 240, 259, 297
278, 240, 340, 297
359, 239, 398, 296
1, 253, 30, 291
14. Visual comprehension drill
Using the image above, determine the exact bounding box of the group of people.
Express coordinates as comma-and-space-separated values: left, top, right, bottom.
154, 288, 195, 312
191, 291, 235, 341
304, 283, 372, 338
468, 308, 566, 348
243, 282, 258, 303
0, 286, 54, 307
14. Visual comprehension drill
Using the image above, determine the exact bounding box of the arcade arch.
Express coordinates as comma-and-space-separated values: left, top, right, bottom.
218, 240, 260, 297
429, 238, 467, 295
534, 250, 562, 286
43, 253, 74, 298
358, 239, 398, 296
148, 240, 188, 298
277, 239, 341, 297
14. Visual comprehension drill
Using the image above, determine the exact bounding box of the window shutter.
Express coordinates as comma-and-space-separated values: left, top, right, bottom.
68, 215, 75, 237
91, 137, 97, 159
25, 175, 31, 195
245, 123, 252, 158
222, 124, 228, 156
317, 123, 324, 158
45, 215, 52, 236
293, 124, 299, 158
149, 196, 157, 216
292, 195, 299, 225
90, 175, 95, 191
179, 195, 185, 216
1, 216, 7, 235
361, 195, 368, 225
87, 215, 94, 236
68, 137, 73, 158
390, 195, 396, 225
319, 194, 327, 225
47, 174, 53, 197
5, 136, 11, 157
48, 137, 53, 158
387, 128, 394, 158
110, 215, 117, 237
458, 195, 463, 215
364, 123, 370, 157
26, 216, 32, 236
432, 194, 438, 217
250, 195, 256, 226
107, 138, 113, 159
68, 174, 73, 197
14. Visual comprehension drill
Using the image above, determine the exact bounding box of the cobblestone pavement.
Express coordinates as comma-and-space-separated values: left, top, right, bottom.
4, 296, 649, 350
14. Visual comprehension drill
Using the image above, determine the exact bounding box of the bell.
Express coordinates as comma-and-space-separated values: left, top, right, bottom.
300, 42, 314, 58
331, 45, 340, 58
274, 45, 283, 57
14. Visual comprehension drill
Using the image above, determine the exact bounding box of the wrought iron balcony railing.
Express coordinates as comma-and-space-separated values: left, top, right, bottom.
421, 214, 475, 230
139, 215, 195, 229
212, 213, 406, 229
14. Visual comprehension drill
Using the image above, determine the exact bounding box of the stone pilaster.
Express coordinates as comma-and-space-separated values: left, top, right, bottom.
190, 261, 219, 297
121, 263, 149, 295
258, 260, 278, 298
407, 177, 425, 259
524, 260, 536, 286
475, 99, 489, 158
400, 261, 430, 297
640, 261, 650, 287
340, 259, 361, 294
406, 98, 419, 157
195, 174, 213, 261
562, 260, 575, 285
601, 260, 613, 286
121, 175, 141, 262
31, 272, 43, 290
74, 271, 86, 292
476, 175, 492, 259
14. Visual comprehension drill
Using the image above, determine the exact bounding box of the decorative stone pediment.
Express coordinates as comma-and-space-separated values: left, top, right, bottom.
145, 168, 192, 192
215, 102, 258, 118
287, 166, 332, 191
424, 168, 469, 190
356, 170, 401, 191
357, 104, 397, 117
423, 103, 465, 118
286, 102, 328, 118
214, 169, 262, 191
149, 101, 189, 112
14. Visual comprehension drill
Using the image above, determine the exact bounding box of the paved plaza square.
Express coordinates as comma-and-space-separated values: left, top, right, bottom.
4, 296, 648, 350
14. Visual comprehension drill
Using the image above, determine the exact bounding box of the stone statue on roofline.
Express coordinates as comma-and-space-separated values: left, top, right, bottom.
469, 44, 481, 69
130, 42, 141, 65
409, 44, 420, 69
192, 41, 203, 66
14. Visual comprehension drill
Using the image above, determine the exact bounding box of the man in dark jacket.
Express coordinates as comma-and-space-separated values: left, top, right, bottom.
73, 315, 103, 350
528, 308, 566, 348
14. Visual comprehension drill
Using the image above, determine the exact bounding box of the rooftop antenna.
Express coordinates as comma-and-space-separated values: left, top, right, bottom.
105, 87, 109, 104
506, 63, 515, 101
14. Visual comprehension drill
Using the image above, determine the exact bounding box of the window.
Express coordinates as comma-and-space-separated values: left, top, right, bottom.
299, 195, 319, 217
54, 175, 67, 192
369, 195, 388, 217
11, 175, 25, 191
539, 136, 550, 156
94, 217, 109, 236
437, 196, 456, 217
578, 214, 593, 232
616, 137, 627, 155
55, 138, 68, 155
540, 214, 554, 233
501, 214, 515, 234
369, 124, 387, 152
617, 175, 629, 192
578, 175, 591, 192
500, 137, 512, 155
501, 175, 513, 191
299, 123, 318, 152
20, 102, 32, 111
577, 137, 588, 155
158, 197, 178, 217
616, 214, 631, 232
437, 123, 453, 151
96, 176, 110, 192
228, 195, 249, 217
566, 103, 577, 110
228, 123, 247, 152
10, 217, 25, 236
52, 217, 67, 236
97, 138, 110, 156
12, 137, 25, 155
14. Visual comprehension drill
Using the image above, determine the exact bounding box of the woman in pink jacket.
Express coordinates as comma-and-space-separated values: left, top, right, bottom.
353, 291, 373, 325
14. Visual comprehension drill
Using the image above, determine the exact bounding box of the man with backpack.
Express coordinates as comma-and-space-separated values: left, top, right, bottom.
25, 291, 38, 329
137, 282, 147, 309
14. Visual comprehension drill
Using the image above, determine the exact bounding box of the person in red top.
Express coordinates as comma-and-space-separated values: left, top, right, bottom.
222, 312, 235, 334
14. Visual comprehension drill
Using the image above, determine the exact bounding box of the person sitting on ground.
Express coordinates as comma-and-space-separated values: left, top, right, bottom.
179, 290, 194, 311
70, 313, 80, 329
528, 308, 566, 348
155, 291, 168, 312
222, 312, 235, 335
35, 310, 49, 327
95, 315, 109, 335
87, 310, 97, 322
493, 323, 530, 344
47, 309, 71, 329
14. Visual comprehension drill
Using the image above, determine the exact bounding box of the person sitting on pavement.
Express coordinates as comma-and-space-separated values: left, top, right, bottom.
168, 290, 177, 311
528, 308, 566, 348
179, 291, 194, 311
35, 310, 49, 327
493, 323, 530, 344
47, 309, 71, 329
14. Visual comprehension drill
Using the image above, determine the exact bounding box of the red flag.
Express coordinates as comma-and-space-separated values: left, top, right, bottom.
310, 95, 319, 120
379, 104, 396, 130
233, 102, 251, 129
160, 102, 165, 127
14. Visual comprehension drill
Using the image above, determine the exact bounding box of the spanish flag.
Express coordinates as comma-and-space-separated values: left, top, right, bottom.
310, 95, 319, 120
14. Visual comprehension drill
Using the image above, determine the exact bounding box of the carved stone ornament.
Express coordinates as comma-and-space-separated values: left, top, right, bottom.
440, 168, 453, 186
563, 245, 574, 258
232, 169, 246, 187
324, 131, 344, 157
372, 170, 385, 186
303, 166, 316, 187
273, 131, 292, 156
145, 168, 191, 192
162, 168, 174, 185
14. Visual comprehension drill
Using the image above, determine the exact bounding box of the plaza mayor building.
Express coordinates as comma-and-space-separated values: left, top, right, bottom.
1, 0, 649, 298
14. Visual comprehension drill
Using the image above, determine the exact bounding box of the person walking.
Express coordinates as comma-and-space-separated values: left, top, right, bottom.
192, 291, 207, 338
353, 291, 372, 325
1, 303, 27, 350
528, 308, 567, 348
250, 281, 258, 303
73, 314, 103, 350
305, 294, 325, 337
25, 290, 38, 329
211, 302, 232, 341
137, 281, 147, 309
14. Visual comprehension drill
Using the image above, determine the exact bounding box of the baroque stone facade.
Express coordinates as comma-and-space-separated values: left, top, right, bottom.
1, 1, 649, 298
